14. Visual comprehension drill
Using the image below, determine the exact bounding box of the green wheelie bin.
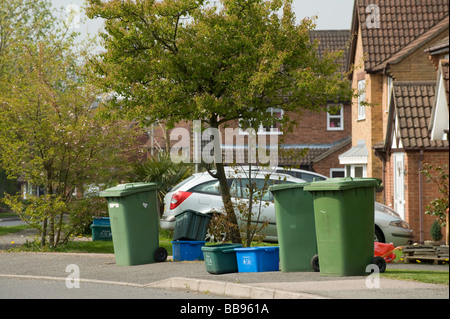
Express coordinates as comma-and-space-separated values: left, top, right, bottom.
304, 178, 379, 276
269, 182, 318, 272
99, 182, 167, 266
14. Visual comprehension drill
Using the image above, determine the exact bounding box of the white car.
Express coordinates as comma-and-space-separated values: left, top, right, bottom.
160, 168, 414, 246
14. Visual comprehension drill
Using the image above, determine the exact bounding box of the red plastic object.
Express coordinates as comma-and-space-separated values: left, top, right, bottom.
374, 242, 396, 263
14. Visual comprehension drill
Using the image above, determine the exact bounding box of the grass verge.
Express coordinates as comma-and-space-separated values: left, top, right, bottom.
382, 269, 449, 285
57, 229, 174, 255
0, 224, 31, 236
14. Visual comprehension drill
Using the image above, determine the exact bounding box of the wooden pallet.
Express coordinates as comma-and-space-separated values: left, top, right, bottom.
402, 245, 449, 264
403, 255, 449, 264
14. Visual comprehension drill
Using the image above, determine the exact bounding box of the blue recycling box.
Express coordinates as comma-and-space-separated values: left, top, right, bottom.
234, 247, 279, 272
172, 240, 206, 261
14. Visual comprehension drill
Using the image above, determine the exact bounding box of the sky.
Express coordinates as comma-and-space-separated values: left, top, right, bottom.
51, 0, 355, 35
291, 0, 354, 30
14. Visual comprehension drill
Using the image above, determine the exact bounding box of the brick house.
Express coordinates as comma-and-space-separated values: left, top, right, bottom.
344, 0, 449, 242
145, 30, 353, 179
277, 30, 353, 178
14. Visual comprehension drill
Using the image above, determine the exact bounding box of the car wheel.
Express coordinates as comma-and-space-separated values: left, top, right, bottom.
374, 227, 385, 243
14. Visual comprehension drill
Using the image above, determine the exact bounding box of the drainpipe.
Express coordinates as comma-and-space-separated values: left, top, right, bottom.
373, 148, 387, 204
381, 154, 386, 204
418, 150, 424, 243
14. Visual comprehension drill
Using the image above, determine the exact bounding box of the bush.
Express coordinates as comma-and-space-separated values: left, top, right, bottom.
430, 219, 443, 242
131, 152, 193, 215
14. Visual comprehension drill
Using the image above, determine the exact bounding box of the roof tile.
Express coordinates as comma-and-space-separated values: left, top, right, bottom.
355, 0, 449, 70
393, 82, 449, 149
309, 30, 351, 73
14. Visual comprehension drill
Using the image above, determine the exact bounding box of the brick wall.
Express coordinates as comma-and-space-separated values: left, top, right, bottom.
312, 142, 352, 177
420, 151, 449, 242
282, 106, 351, 145
350, 27, 384, 181
146, 105, 351, 169
385, 151, 449, 242
366, 73, 384, 181
389, 31, 449, 81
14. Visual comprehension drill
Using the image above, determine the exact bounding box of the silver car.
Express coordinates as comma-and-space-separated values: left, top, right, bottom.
160, 168, 413, 246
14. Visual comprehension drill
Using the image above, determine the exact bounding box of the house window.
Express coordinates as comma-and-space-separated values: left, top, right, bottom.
357, 79, 366, 120
239, 107, 284, 135
345, 164, 367, 178
261, 107, 283, 134
386, 76, 393, 112
327, 103, 344, 130
330, 168, 345, 178
22, 182, 44, 199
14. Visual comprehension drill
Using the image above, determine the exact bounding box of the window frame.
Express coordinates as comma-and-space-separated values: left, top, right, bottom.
330, 168, 345, 178
386, 76, 393, 113
345, 164, 367, 178
357, 79, 366, 120
327, 103, 344, 131
239, 107, 284, 135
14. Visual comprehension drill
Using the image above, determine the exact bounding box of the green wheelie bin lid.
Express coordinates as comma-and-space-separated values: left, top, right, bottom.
269, 182, 310, 193
303, 177, 380, 191
99, 182, 160, 198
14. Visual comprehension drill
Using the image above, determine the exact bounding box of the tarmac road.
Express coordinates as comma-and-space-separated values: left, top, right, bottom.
0, 276, 229, 299
0, 251, 448, 300
0, 224, 448, 301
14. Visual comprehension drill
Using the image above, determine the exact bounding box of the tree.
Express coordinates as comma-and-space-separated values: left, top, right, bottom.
86, 0, 352, 243
0, 3, 140, 248
131, 152, 193, 215
233, 165, 271, 247
0, 0, 54, 71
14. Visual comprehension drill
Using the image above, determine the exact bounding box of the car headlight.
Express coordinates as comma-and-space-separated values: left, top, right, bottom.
389, 220, 410, 229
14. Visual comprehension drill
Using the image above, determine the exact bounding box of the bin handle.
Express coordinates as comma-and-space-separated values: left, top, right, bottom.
342, 176, 382, 186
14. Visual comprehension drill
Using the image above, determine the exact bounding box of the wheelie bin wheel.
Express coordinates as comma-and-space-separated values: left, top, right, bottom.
371, 256, 386, 273
154, 247, 168, 262
311, 254, 320, 272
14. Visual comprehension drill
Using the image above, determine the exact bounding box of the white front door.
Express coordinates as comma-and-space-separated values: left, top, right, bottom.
393, 152, 405, 219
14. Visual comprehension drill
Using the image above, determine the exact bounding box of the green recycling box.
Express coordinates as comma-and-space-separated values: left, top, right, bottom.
99, 182, 164, 266
173, 210, 212, 241
269, 183, 318, 272
304, 178, 379, 276
201, 243, 243, 274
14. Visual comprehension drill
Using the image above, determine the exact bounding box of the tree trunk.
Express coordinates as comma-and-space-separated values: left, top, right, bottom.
49, 215, 54, 248
41, 217, 47, 247
209, 115, 241, 244
446, 208, 449, 246
246, 163, 254, 247
215, 161, 242, 244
